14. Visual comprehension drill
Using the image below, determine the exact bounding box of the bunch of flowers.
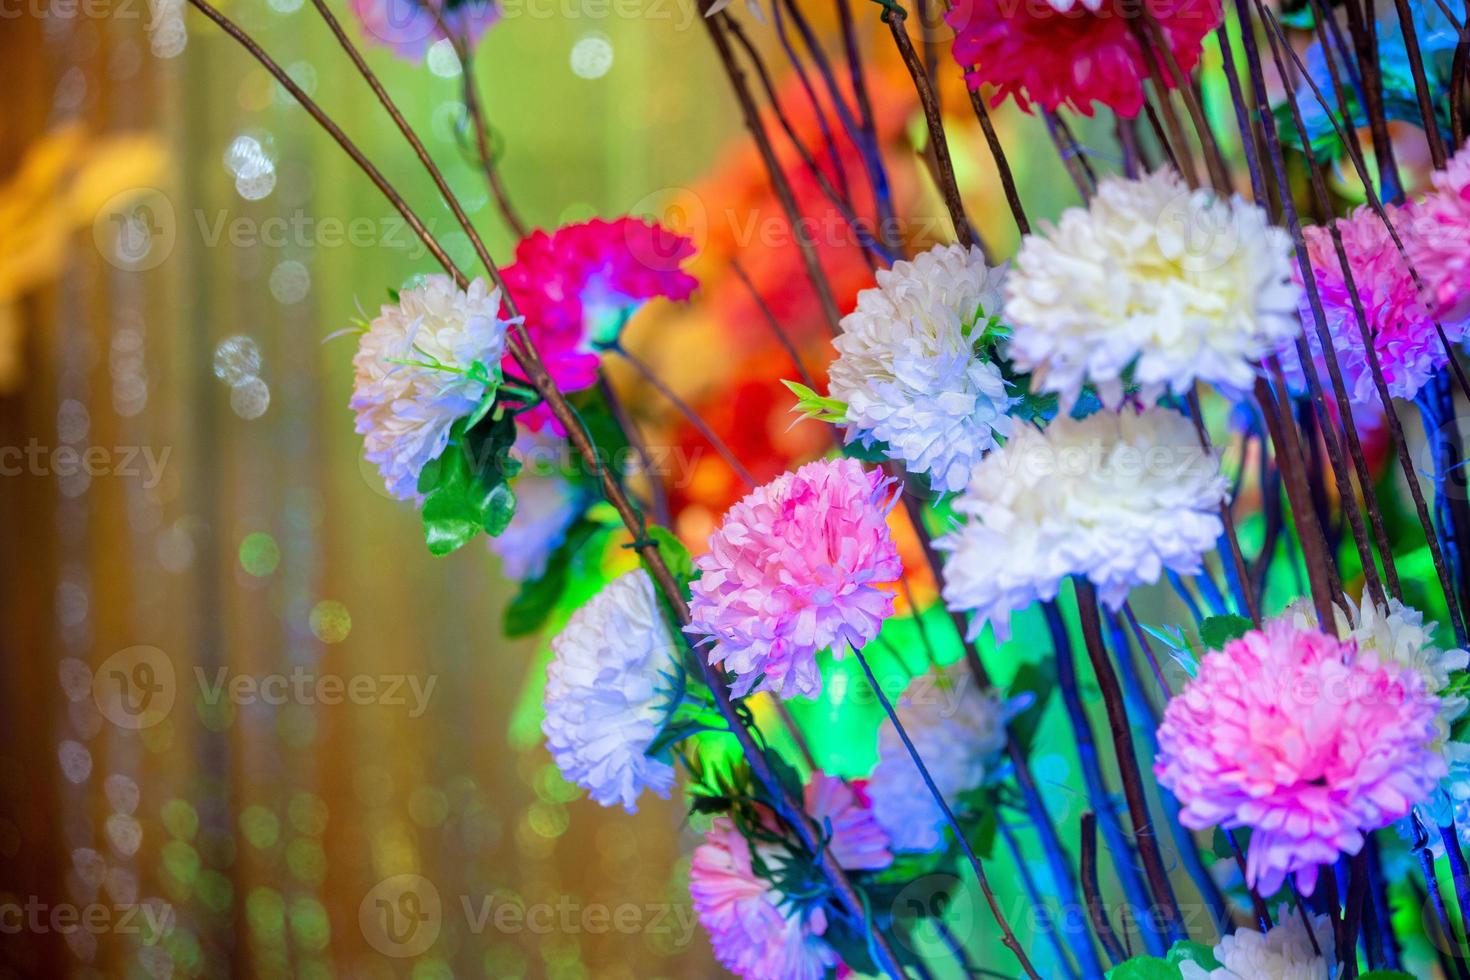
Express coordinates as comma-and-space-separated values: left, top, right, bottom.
1179, 906, 1336, 979
946, 0, 1222, 117
1005, 169, 1301, 408
1406, 140, 1470, 323
1156, 619, 1445, 895
685, 457, 903, 699
938, 407, 1227, 639
814, 243, 1015, 495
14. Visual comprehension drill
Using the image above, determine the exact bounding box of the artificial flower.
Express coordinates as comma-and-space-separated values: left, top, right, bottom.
824, 243, 1015, 494
351, 275, 512, 500
685, 458, 902, 700
501, 217, 698, 427
1155, 619, 1445, 895
1406, 139, 1470, 323
946, 0, 1221, 117
937, 407, 1226, 639
348, 0, 498, 61
1005, 169, 1300, 408
1178, 905, 1335, 980
866, 666, 1010, 852
1284, 592, 1470, 827
689, 773, 890, 980
1278, 204, 1467, 406
488, 431, 586, 581
542, 569, 679, 812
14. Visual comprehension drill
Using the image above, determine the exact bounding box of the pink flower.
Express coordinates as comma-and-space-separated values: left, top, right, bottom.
686, 458, 903, 700
1406, 140, 1470, 323
1279, 205, 1467, 406
348, 0, 498, 61
689, 774, 891, 980
1155, 619, 1445, 897
946, 0, 1221, 117
501, 217, 697, 428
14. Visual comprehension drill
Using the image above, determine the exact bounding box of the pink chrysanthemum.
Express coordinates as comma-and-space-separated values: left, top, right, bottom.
1278, 206, 1468, 406
945, 0, 1221, 117
348, 0, 498, 61
686, 458, 903, 700
689, 774, 891, 980
501, 217, 697, 428
1155, 619, 1445, 897
1406, 140, 1470, 323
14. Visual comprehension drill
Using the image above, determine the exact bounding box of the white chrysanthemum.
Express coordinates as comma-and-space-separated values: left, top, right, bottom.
1179, 906, 1334, 980
937, 408, 1227, 639
866, 667, 1010, 852
351, 275, 512, 500
490, 432, 584, 581
1005, 169, 1301, 409
543, 569, 679, 812
827, 244, 1015, 494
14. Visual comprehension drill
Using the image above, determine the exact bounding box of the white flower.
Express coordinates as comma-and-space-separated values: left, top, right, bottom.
866, 667, 1010, 852
542, 569, 679, 812
827, 244, 1015, 494
490, 432, 584, 581
1180, 906, 1334, 980
936, 408, 1227, 639
1005, 168, 1301, 409
350, 275, 512, 500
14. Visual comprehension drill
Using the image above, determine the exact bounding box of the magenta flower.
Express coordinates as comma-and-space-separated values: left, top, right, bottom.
348, 0, 498, 61
946, 0, 1221, 117
1406, 140, 1470, 323
686, 458, 903, 700
1278, 205, 1468, 406
501, 217, 697, 428
689, 774, 891, 980
1155, 619, 1445, 896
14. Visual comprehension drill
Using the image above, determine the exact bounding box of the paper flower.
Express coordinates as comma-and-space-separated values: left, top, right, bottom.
866, 667, 1010, 852
502, 217, 697, 427
825, 243, 1015, 494
1155, 619, 1445, 895
351, 275, 512, 500
348, 0, 498, 61
937, 408, 1226, 639
542, 569, 679, 812
1279, 204, 1466, 406
689, 773, 890, 980
1406, 140, 1470, 324
1178, 906, 1335, 980
685, 458, 902, 700
1005, 169, 1300, 408
946, 0, 1221, 117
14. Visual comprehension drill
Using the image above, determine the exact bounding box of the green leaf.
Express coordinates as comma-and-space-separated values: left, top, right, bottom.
840, 438, 891, 464
1166, 940, 1220, 971
781, 379, 847, 424
645, 526, 694, 585
1359, 972, 1417, 979
1104, 956, 1180, 979
419, 412, 521, 556
1199, 614, 1252, 651
502, 517, 602, 638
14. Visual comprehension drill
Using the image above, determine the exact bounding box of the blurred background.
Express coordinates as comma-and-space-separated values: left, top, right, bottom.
7, 0, 1426, 976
